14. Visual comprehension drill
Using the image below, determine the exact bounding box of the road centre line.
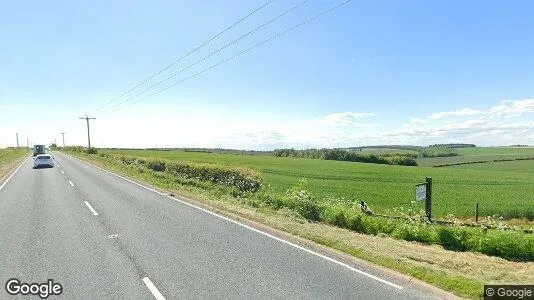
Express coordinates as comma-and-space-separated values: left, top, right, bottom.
68, 180, 74, 187
142, 277, 166, 300
84, 201, 99, 216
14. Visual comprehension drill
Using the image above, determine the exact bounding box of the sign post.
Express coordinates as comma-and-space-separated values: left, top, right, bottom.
415, 184, 426, 202
425, 177, 432, 222
415, 177, 432, 222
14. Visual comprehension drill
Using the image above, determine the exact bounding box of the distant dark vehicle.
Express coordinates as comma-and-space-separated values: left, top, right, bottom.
33, 145, 46, 156
33, 155, 54, 169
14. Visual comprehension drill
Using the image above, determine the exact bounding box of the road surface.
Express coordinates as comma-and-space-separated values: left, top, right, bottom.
0, 152, 449, 299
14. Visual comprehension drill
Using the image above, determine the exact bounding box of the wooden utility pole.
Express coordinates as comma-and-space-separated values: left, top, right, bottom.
60, 132, 66, 147
79, 115, 96, 149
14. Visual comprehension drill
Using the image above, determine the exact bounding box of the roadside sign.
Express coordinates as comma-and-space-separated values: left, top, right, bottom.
415, 184, 426, 201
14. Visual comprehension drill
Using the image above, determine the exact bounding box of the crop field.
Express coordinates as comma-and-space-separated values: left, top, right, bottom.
416, 154, 534, 167
104, 149, 534, 220
456, 147, 534, 156
449, 159, 534, 173
416, 146, 534, 167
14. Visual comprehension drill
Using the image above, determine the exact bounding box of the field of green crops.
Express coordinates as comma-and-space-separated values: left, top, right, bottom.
456, 147, 534, 155
448, 159, 534, 173
104, 149, 534, 220
417, 147, 534, 167
416, 154, 534, 167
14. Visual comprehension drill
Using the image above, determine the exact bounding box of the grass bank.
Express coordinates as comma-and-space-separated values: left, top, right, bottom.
0, 148, 29, 181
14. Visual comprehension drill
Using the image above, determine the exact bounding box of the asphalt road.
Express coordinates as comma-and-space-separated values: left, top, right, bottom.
0, 152, 449, 299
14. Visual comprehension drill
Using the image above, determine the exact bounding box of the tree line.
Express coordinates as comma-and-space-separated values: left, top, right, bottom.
273, 148, 418, 166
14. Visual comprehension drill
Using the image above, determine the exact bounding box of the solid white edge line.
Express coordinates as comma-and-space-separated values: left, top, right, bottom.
68, 180, 74, 187
142, 277, 166, 300
0, 156, 30, 191
66, 154, 404, 290
84, 201, 99, 216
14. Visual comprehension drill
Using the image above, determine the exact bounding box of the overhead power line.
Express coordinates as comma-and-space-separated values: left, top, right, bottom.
94, 0, 275, 113
104, 0, 311, 113
106, 0, 353, 115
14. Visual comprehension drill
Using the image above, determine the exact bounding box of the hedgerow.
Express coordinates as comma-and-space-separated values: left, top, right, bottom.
104, 154, 263, 192
273, 148, 418, 166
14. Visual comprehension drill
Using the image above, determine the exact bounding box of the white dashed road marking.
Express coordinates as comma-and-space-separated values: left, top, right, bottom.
84, 201, 98, 216
142, 277, 166, 300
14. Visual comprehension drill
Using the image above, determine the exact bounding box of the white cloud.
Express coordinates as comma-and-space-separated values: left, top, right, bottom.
429, 108, 484, 120
319, 112, 376, 126
488, 99, 534, 118
421, 99, 534, 122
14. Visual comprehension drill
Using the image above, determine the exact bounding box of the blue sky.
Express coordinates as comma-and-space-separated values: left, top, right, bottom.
1, 0, 533, 149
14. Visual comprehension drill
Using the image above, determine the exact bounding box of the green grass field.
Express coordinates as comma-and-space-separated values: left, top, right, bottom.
416, 147, 534, 167
449, 160, 534, 173
456, 146, 534, 156
417, 154, 534, 167
104, 149, 534, 220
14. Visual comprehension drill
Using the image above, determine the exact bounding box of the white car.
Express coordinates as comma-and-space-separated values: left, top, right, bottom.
33, 154, 54, 169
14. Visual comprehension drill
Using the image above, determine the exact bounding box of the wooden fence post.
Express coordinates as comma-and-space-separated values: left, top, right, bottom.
425, 177, 432, 222
475, 202, 479, 223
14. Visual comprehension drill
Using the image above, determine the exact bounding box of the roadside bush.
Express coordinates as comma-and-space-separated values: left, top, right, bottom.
116, 155, 137, 165
345, 212, 379, 235
294, 198, 323, 222
476, 231, 534, 261
99, 154, 263, 193
87, 147, 98, 154
162, 159, 262, 192
138, 159, 166, 172
392, 222, 438, 245
347, 212, 366, 233
375, 218, 398, 235
258, 192, 288, 209
322, 205, 348, 227
437, 227, 476, 252
285, 179, 324, 222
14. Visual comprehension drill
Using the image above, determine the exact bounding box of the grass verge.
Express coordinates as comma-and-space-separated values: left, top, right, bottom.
0, 148, 29, 182
60, 150, 534, 299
